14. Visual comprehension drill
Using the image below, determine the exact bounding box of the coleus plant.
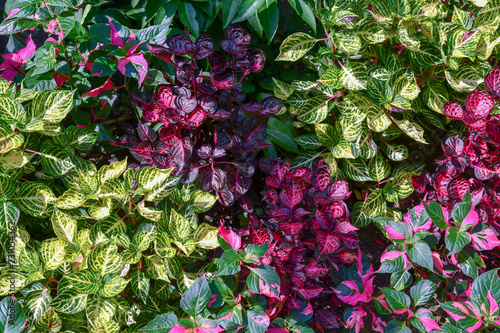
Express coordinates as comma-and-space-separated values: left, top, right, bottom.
362, 194, 500, 332
413, 67, 500, 231
246, 157, 358, 329
271, 0, 500, 221
119, 25, 284, 207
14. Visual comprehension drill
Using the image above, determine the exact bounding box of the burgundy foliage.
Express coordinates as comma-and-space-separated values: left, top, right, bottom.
414, 71, 500, 230
117, 26, 283, 207
245, 157, 358, 327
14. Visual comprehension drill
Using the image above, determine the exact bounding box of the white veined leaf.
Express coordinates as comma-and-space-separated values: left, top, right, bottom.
275, 32, 317, 61
15, 182, 55, 217
51, 288, 88, 314
51, 208, 77, 243
99, 274, 129, 298
0, 97, 25, 124
193, 223, 219, 249
39, 238, 66, 271
362, 190, 386, 217
31, 89, 75, 123
86, 295, 117, 329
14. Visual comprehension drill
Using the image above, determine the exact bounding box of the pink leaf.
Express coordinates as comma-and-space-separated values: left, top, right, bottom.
370, 311, 386, 333
117, 53, 148, 86
170, 325, 186, 333
417, 309, 443, 331
83, 77, 119, 98
481, 291, 500, 317
5, 9, 20, 20
53, 72, 68, 87
385, 224, 406, 239
345, 305, 367, 333
471, 227, 500, 251
462, 208, 479, 228
266, 329, 288, 333
218, 224, 241, 250
108, 16, 125, 48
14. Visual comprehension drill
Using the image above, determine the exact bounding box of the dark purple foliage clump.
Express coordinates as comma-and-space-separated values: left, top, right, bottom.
413, 70, 500, 231
245, 157, 358, 327
117, 26, 283, 208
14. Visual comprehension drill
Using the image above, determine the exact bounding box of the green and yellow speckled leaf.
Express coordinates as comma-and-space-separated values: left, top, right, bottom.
99, 274, 129, 298
0, 121, 23, 154
296, 96, 329, 124
19, 248, 40, 273
15, 182, 55, 217
0, 97, 24, 124
155, 232, 176, 259
362, 190, 386, 217
34, 307, 61, 333
136, 167, 172, 191
368, 152, 391, 182
276, 32, 317, 61
86, 295, 117, 329
32, 89, 75, 123
188, 190, 218, 213
193, 224, 219, 249
340, 62, 367, 91
51, 208, 77, 243
273, 78, 294, 100
96, 158, 128, 183
65, 270, 100, 294
130, 270, 150, 304
40, 238, 66, 271
169, 208, 192, 241
343, 159, 372, 182
88, 243, 123, 277
319, 67, 342, 89
51, 288, 88, 314
24, 289, 52, 325
0, 149, 32, 171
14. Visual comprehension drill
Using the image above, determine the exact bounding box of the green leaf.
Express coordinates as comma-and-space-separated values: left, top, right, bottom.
193, 223, 218, 249
291, 151, 321, 169
448, 30, 479, 59
362, 190, 386, 217
391, 270, 412, 290
15, 182, 55, 217
272, 78, 294, 100
40, 141, 75, 177
86, 295, 116, 329
0, 121, 23, 154
295, 134, 323, 150
368, 152, 391, 182
471, 268, 500, 307
267, 129, 300, 153
452, 6, 473, 29
247, 264, 280, 298
340, 62, 367, 91
0, 149, 32, 171
382, 143, 408, 162
0, 97, 24, 124
355, 17, 386, 44
295, 96, 329, 124
140, 313, 178, 333
100, 274, 129, 298
410, 280, 436, 306
222, 0, 242, 27
331, 139, 355, 159
423, 201, 448, 229
40, 238, 66, 271
367, 77, 393, 105
32, 90, 75, 123
319, 67, 341, 89
333, 31, 362, 54
88, 243, 123, 277
407, 241, 433, 271
66, 270, 100, 294
0, 297, 25, 332
247, 308, 270, 333
51, 208, 77, 243
51, 288, 88, 314
217, 249, 241, 276
34, 307, 61, 333
131, 270, 150, 304
259, 0, 279, 42
445, 226, 471, 255
380, 288, 411, 311
423, 80, 449, 114
385, 320, 411, 333
66, 127, 98, 151
276, 32, 317, 62
408, 41, 443, 67
343, 159, 372, 182
233, 0, 265, 24
393, 119, 427, 144
180, 276, 211, 317
287, 0, 316, 32
315, 123, 337, 146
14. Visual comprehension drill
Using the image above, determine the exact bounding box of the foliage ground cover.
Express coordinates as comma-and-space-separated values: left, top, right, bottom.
0, 0, 500, 332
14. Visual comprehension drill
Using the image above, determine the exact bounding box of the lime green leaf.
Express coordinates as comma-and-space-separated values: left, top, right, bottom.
15, 182, 55, 217
51, 208, 77, 243
40, 238, 66, 270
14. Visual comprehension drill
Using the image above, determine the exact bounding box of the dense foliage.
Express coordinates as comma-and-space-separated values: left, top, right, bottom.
0, 0, 500, 332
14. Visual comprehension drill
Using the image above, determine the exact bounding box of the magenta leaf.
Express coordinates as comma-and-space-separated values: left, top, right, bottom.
218, 224, 241, 250
485, 64, 500, 98
440, 301, 483, 332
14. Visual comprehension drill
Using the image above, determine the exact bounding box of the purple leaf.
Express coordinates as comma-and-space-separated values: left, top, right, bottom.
147, 43, 175, 64
200, 168, 227, 192
166, 34, 192, 55
485, 64, 500, 98
137, 123, 157, 143
193, 34, 214, 60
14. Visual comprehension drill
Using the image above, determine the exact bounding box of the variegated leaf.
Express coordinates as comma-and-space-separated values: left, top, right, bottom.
362, 190, 386, 217
0, 121, 23, 154
32, 89, 75, 123
393, 119, 427, 144
188, 190, 218, 213
40, 238, 66, 271
331, 139, 355, 159
276, 32, 317, 61
423, 80, 449, 113
86, 295, 117, 329
273, 78, 294, 100
369, 152, 391, 182
0, 149, 32, 171
88, 243, 123, 277
343, 159, 372, 182
193, 223, 219, 249
99, 274, 129, 298
66, 270, 100, 294
366, 105, 391, 132
51, 208, 77, 243
319, 67, 341, 89
295, 134, 323, 150
51, 289, 88, 314
34, 307, 61, 333
340, 62, 367, 91
0, 97, 24, 124
130, 270, 150, 304
296, 96, 329, 124
15, 182, 55, 217
96, 158, 128, 183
